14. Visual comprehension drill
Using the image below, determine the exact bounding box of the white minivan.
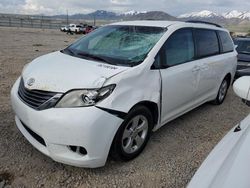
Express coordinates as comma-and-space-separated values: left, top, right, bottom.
11, 21, 237, 168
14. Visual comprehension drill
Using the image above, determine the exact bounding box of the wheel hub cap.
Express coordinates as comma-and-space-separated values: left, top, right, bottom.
122, 115, 148, 154
219, 80, 228, 102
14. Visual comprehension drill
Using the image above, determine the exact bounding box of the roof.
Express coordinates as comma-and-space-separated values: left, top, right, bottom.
109, 20, 181, 28
109, 20, 227, 31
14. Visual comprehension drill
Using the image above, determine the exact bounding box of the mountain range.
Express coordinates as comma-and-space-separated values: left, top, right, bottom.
0, 9, 249, 32
53, 9, 250, 21
52, 10, 176, 21
178, 10, 250, 20
177, 10, 250, 32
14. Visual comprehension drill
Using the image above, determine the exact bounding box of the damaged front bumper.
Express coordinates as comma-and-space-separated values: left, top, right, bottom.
11, 78, 123, 168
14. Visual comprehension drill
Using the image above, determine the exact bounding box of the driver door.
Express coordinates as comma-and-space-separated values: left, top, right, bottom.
159, 28, 201, 124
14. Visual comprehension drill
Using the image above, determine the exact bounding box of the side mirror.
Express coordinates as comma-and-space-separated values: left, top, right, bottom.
233, 76, 250, 106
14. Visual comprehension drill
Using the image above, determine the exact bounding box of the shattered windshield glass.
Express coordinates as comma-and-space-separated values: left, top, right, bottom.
62, 25, 166, 66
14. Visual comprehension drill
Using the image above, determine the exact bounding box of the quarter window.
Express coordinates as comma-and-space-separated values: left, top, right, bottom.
195, 29, 219, 58
218, 31, 234, 53
162, 29, 195, 67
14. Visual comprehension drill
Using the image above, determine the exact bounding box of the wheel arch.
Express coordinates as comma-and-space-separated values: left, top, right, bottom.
129, 101, 159, 128
224, 73, 232, 87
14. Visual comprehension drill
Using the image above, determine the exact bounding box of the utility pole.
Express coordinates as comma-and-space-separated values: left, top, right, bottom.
67, 9, 69, 25
41, 15, 43, 28
93, 14, 96, 26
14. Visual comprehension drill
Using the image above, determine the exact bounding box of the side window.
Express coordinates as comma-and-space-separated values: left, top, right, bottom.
162, 29, 195, 67
152, 53, 161, 69
218, 31, 234, 53
195, 29, 219, 58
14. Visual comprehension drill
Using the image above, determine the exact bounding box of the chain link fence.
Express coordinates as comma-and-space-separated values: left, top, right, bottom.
0, 14, 70, 29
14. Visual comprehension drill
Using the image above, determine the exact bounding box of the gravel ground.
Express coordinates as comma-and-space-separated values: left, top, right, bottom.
0, 27, 249, 188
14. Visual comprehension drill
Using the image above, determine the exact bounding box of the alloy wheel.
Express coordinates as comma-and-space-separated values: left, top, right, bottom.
218, 80, 228, 102
122, 115, 148, 154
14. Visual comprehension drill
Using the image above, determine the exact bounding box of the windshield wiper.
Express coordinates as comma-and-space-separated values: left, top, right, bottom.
61, 48, 75, 56
62, 49, 132, 67
76, 52, 118, 65
128, 60, 143, 67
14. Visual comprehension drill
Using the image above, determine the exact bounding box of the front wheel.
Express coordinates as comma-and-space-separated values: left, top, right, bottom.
110, 105, 153, 161
212, 78, 229, 105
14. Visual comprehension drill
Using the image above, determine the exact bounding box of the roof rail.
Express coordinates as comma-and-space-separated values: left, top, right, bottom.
186, 20, 222, 28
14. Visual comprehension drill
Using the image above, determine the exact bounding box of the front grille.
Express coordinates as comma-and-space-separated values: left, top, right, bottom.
18, 79, 58, 109
21, 121, 46, 146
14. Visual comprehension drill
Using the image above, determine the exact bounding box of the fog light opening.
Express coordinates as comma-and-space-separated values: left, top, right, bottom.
69, 145, 87, 155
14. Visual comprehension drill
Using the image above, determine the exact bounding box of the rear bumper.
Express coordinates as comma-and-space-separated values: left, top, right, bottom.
11, 78, 123, 168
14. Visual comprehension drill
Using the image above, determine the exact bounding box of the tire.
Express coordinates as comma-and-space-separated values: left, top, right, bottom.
110, 105, 153, 161
212, 77, 229, 105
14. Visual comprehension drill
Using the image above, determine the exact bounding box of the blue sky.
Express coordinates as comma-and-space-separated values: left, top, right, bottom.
1, 0, 250, 16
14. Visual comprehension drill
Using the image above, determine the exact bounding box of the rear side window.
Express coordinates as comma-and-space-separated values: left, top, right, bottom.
162, 29, 195, 67
218, 31, 234, 53
195, 29, 219, 58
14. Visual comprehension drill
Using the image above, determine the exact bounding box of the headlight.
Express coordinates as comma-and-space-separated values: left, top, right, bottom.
55, 84, 115, 108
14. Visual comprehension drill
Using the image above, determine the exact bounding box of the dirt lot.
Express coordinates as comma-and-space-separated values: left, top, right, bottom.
0, 27, 249, 188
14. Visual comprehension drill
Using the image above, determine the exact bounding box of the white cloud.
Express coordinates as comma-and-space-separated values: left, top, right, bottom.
110, 0, 132, 5
21, 0, 53, 14
0, 0, 250, 16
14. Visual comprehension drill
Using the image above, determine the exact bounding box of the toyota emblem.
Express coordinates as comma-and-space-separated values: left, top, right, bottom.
27, 78, 35, 86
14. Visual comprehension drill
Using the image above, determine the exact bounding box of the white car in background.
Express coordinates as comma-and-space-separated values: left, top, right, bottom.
188, 76, 250, 188
60, 25, 69, 32
11, 21, 237, 168
68, 24, 82, 33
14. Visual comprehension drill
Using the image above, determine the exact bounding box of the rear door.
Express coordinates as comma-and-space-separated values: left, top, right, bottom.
193, 29, 221, 101
159, 28, 201, 124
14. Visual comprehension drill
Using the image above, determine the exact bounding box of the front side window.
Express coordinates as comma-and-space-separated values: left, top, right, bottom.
218, 31, 234, 53
62, 25, 166, 66
162, 29, 195, 67
195, 29, 219, 58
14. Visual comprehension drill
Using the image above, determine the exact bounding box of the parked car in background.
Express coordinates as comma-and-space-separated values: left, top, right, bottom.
79, 26, 86, 34
76, 25, 89, 34
234, 37, 250, 79
68, 24, 82, 33
60, 25, 69, 32
11, 21, 237, 168
84, 25, 94, 34
188, 76, 250, 188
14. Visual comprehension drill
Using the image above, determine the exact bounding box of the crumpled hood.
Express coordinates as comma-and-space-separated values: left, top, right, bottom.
22, 51, 129, 92
188, 114, 250, 188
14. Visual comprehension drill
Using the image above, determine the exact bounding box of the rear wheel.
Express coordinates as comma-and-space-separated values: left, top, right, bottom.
110, 105, 153, 161
212, 78, 229, 105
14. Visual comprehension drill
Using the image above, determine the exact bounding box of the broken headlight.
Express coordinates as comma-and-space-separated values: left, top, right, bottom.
55, 84, 115, 108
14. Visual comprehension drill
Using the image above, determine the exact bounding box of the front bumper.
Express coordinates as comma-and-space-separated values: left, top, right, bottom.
11, 78, 123, 168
